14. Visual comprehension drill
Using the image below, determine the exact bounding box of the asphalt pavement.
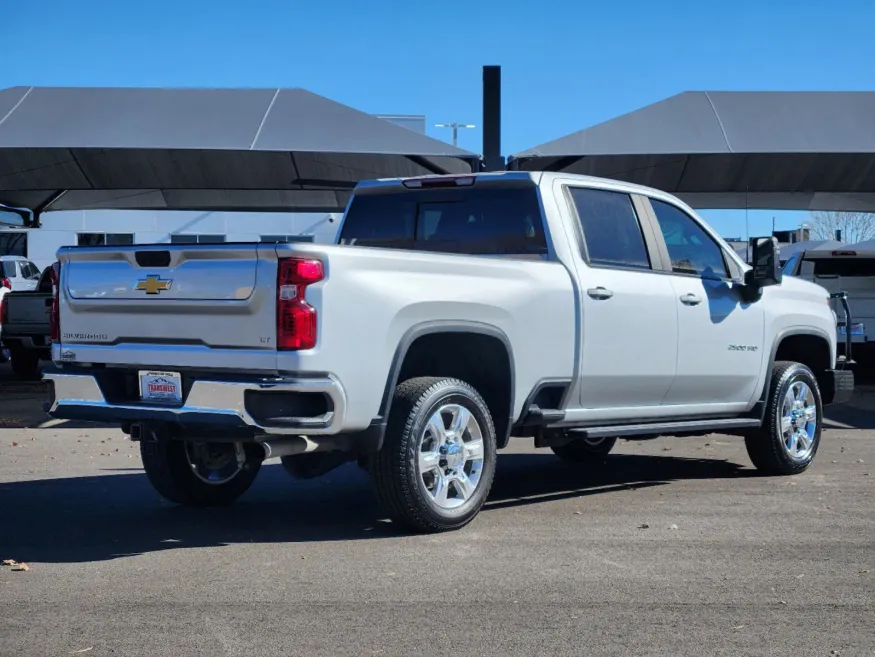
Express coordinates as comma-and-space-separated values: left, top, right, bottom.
0, 364, 873, 656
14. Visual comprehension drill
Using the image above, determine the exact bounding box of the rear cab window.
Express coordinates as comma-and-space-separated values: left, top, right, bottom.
338, 182, 548, 257
806, 256, 875, 277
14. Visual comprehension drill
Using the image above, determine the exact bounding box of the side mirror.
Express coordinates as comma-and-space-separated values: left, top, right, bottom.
0, 207, 29, 227
742, 237, 781, 300
745, 237, 782, 286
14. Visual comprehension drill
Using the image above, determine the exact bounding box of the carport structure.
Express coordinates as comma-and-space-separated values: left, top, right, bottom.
0, 86, 479, 226
508, 91, 875, 213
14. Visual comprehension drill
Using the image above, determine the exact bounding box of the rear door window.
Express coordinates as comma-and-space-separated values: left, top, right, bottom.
22, 261, 41, 280
567, 187, 651, 269
339, 185, 548, 256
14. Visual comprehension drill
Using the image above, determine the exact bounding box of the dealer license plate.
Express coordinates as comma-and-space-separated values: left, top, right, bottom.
139, 370, 182, 403
840, 322, 865, 336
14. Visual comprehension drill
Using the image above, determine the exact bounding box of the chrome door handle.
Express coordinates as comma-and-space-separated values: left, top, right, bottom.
587, 287, 614, 300
680, 293, 702, 306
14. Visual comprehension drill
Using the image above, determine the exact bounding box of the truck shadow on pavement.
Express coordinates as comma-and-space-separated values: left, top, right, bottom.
0, 452, 748, 564
823, 401, 875, 430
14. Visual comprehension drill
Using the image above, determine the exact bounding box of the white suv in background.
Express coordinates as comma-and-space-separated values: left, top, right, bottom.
0, 255, 42, 293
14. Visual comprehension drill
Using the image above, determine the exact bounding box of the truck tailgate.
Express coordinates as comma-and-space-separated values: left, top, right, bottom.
56, 243, 279, 369
818, 277, 875, 323
3, 291, 51, 332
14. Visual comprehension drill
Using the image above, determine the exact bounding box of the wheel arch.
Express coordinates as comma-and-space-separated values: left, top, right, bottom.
378, 321, 516, 449
752, 328, 833, 419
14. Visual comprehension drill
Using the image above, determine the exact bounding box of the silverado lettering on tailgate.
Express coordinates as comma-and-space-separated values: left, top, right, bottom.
62, 333, 109, 341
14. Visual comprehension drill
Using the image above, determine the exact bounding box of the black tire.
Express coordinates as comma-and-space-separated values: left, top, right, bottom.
745, 361, 823, 476
370, 377, 498, 533
140, 434, 262, 506
551, 436, 617, 463
9, 346, 40, 381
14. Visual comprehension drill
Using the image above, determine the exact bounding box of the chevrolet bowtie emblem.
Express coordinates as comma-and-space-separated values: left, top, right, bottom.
136, 275, 173, 295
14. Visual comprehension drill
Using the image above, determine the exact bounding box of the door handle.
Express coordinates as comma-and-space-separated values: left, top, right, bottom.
587, 287, 614, 300
680, 293, 702, 306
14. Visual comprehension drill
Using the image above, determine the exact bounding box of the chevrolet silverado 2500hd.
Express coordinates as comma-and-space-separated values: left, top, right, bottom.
43, 172, 854, 533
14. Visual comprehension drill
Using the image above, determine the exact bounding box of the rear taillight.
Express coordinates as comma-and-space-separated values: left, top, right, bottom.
276, 258, 324, 350
0, 277, 11, 290
49, 261, 60, 342
0, 294, 8, 325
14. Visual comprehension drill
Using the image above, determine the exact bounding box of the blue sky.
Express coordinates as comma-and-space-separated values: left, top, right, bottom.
3, 0, 873, 238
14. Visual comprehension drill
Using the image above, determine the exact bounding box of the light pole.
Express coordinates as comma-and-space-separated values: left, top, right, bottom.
434, 122, 475, 147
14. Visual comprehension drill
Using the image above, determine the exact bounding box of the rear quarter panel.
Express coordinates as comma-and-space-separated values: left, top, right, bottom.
276, 242, 577, 431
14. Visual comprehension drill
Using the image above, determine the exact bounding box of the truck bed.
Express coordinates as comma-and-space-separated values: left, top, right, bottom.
53, 240, 577, 431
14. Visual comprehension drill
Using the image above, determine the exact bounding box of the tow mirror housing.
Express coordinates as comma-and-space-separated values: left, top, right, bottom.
743, 237, 782, 300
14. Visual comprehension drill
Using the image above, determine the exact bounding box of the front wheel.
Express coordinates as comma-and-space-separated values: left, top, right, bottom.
370, 377, 498, 533
745, 361, 823, 476
140, 434, 263, 506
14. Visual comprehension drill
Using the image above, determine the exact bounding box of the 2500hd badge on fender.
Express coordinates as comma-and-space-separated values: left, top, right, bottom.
43, 172, 854, 533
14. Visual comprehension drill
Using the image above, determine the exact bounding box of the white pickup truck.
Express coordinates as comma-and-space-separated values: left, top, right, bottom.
44, 172, 854, 533
782, 248, 874, 362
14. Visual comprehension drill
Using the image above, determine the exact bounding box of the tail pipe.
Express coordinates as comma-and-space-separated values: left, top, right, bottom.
260, 434, 353, 460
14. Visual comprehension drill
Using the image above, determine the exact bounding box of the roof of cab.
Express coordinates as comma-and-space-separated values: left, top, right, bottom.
354, 170, 692, 201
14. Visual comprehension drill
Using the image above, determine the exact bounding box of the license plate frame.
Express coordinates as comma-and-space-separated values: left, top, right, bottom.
138, 370, 183, 404
839, 322, 865, 336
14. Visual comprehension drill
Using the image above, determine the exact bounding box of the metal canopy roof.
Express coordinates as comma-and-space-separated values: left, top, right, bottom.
509, 91, 875, 212
0, 86, 478, 221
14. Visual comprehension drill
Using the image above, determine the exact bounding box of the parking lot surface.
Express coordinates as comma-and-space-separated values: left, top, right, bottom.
1, 366, 873, 656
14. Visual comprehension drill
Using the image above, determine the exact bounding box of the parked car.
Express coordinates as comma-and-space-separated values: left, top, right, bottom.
782, 248, 874, 361
43, 172, 853, 533
0, 255, 42, 293
0, 264, 56, 379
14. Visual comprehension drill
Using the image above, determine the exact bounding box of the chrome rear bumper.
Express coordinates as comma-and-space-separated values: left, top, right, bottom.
43, 370, 346, 435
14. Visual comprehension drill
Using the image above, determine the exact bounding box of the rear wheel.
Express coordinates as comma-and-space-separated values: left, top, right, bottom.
140, 433, 263, 506
9, 346, 40, 381
370, 377, 497, 533
551, 436, 617, 463
745, 361, 823, 475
